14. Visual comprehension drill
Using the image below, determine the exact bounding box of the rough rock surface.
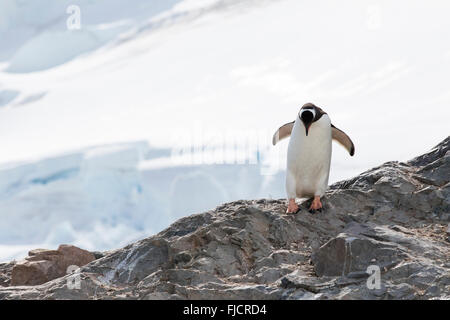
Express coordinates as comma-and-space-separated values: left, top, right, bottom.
0, 137, 449, 300
9, 245, 95, 286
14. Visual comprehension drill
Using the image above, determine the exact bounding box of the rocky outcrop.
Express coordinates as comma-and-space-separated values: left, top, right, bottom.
8, 245, 95, 287
0, 137, 449, 300
0, 262, 14, 287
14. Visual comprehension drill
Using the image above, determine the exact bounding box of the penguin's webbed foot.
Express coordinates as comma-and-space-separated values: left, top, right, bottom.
286, 199, 300, 214
309, 196, 323, 214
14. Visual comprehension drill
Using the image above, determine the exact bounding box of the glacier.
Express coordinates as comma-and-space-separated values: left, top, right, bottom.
0, 141, 285, 262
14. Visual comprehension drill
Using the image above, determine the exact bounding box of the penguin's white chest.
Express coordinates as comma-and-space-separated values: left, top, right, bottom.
286, 115, 332, 198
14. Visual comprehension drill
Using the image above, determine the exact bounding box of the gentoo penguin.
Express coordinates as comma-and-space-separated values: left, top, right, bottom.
272, 103, 355, 214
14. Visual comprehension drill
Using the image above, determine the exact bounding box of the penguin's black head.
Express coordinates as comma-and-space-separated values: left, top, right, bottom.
299, 103, 317, 136
301, 110, 314, 125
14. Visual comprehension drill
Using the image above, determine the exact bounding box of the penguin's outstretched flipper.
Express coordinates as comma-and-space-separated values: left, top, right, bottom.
272, 121, 294, 145
331, 124, 355, 156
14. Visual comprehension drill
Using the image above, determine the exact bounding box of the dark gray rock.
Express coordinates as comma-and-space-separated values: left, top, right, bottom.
0, 136, 449, 299
91, 251, 106, 260
311, 223, 406, 277
0, 262, 14, 287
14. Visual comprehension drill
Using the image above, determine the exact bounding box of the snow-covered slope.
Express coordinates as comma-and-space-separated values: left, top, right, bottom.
0, 0, 181, 70
0, 0, 449, 261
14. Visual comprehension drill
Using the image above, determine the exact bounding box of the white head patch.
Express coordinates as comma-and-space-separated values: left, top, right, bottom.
300, 108, 316, 119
